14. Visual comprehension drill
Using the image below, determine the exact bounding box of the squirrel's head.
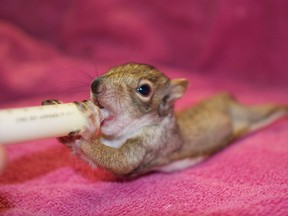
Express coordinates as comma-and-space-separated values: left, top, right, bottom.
91, 63, 188, 137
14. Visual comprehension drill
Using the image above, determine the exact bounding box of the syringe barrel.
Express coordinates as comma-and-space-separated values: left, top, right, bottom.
0, 103, 100, 145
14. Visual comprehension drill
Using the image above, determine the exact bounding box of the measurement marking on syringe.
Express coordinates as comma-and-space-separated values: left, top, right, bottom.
39, 111, 75, 120
10, 111, 75, 124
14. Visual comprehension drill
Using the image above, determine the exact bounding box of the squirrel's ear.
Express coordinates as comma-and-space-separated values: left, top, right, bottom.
169, 78, 188, 101
158, 78, 188, 116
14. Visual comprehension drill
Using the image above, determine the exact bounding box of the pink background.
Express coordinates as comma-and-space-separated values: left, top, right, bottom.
0, 1, 288, 215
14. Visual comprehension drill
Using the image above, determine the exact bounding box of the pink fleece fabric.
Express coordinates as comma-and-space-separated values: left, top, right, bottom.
1, 1, 288, 215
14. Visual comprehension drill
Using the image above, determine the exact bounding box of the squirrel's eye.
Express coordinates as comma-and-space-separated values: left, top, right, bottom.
137, 84, 151, 97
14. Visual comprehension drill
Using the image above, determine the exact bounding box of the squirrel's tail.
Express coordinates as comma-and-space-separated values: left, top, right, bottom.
230, 103, 288, 138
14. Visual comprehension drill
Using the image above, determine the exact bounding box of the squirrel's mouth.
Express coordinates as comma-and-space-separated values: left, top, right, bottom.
91, 95, 114, 126
101, 114, 114, 126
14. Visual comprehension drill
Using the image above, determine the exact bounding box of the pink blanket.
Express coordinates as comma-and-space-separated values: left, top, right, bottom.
1, 1, 288, 215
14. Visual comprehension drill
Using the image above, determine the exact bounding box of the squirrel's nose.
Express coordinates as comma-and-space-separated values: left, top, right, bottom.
91, 78, 106, 95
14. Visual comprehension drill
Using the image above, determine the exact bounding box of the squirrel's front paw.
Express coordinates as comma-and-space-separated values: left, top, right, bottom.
57, 130, 83, 155
74, 100, 101, 140
42, 99, 63, 105
55, 100, 101, 155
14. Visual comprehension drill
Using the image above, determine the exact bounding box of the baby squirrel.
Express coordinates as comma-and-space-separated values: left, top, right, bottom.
43, 63, 288, 178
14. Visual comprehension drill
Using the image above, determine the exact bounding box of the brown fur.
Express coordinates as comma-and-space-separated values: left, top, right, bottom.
43, 63, 288, 178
